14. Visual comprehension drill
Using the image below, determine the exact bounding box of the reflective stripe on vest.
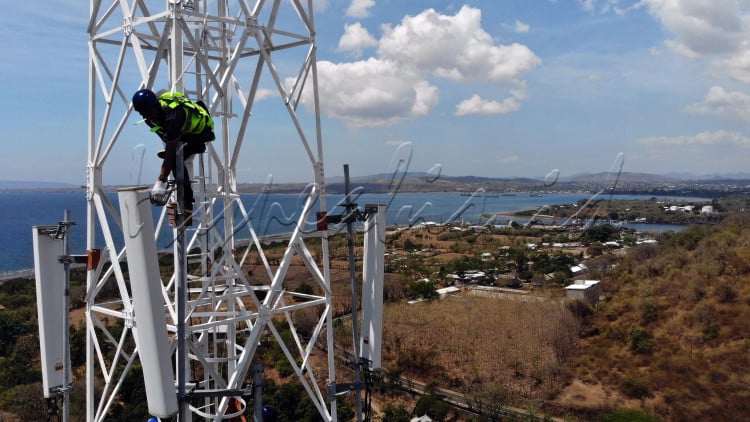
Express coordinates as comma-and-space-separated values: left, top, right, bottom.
157, 92, 214, 135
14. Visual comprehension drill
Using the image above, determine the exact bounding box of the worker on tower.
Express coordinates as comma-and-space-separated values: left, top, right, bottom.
132, 88, 215, 224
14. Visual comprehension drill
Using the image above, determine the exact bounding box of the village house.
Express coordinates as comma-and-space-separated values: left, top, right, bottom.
565, 279, 601, 304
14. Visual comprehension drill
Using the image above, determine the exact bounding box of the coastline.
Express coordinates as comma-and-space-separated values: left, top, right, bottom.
0, 268, 35, 283
0, 189, 731, 277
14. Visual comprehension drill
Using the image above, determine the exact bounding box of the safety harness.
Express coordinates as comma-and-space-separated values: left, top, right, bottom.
150, 92, 215, 140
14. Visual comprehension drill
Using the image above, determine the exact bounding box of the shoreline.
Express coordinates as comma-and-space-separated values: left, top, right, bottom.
0, 268, 35, 283
1, 192, 733, 280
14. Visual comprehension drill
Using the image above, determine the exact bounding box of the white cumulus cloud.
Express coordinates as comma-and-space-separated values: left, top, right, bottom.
503, 20, 530, 33
632, 129, 750, 171
346, 0, 375, 18
636, 130, 750, 148
717, 49, 750, 84
312, 58, 439, 128
455, 83, 528, 116
514, 20, 530, 33
337, 22, 378, 57
303, 5, 539, 127
378, 6, 541, 83
640, 0, 750, 58
255, 88, 276, 102
313, 0, 330, 13
685, 86, 750, 121
577, 0, 596, 12
455, 94, 520, 116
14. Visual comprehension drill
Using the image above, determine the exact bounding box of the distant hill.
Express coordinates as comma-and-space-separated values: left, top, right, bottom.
663, 171, 750, 180
234, 171, 750, 196
8, 172, 747, 195
336, 171, 750, 186
560, 172, 681, 185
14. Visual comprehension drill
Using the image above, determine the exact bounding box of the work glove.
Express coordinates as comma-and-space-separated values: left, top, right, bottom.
151, 180, 167, 197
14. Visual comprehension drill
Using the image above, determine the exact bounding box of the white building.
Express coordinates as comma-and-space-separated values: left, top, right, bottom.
565, 279, 601, 304
436, 286, 461, 298
570, 263, 588, 276
468, 225, 489, 233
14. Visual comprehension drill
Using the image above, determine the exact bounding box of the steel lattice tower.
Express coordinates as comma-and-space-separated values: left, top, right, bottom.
85, 1, 336, 420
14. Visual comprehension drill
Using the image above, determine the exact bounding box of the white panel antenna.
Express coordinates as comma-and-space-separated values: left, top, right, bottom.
32, 226, 71, 398
118, 187, 179, 418
360, 204, 386, 370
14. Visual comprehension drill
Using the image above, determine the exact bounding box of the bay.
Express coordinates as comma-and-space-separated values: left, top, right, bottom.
0, 190, 706, 275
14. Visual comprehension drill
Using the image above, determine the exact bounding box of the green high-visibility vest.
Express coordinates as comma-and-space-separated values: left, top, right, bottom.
157, 92, 214, 135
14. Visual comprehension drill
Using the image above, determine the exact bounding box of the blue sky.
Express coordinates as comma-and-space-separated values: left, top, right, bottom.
3, 1, 750, 185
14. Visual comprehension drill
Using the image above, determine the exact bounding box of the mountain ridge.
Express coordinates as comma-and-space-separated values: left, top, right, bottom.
4, 171, 750, 193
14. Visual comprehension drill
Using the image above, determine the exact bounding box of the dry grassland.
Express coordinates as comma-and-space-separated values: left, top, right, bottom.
381, 295, 579, 403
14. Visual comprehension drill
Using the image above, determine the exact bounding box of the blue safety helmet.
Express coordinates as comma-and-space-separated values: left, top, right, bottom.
262, 405, 279, 422
132, 89, 159, 113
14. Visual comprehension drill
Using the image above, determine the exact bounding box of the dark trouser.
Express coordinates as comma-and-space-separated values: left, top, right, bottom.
163, 139, 207, 208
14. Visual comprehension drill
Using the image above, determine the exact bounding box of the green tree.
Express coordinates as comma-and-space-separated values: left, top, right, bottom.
414, 394, 449, 422
403, 238, 423, 251
336, 398, 355, 422
0, 383, 47, 421
405, 279, 438, 300
382, 403, 410, 422
657, 225, 709, 250
0, 309, 33, 357
294, 281, 315, 303
583, 224, 619, 242
587, 243, 605, 257
8, 334, 41, 385
469, 381, 514, 420
107, 364, 150, 421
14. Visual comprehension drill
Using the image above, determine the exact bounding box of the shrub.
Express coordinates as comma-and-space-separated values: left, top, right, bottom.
382, 403, 410, 422
640, 299, 658, 324
715, 281, 738, 303
601, 409, 658, 422
628, 327, 654, 355
694, 303, 719, 341
403, 238, 423, 251
566, 299, 594, 321
620, 376, 651, 399
587, 243, 605, 257
0, 383, 48, 421
294, 281, 315, 296
396, 347, 438, 374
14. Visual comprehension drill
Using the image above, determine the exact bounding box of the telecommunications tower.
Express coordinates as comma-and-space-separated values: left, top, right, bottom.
70, 1, 380, 421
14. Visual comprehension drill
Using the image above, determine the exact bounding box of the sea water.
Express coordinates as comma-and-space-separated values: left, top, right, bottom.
0, 190, 702, 274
